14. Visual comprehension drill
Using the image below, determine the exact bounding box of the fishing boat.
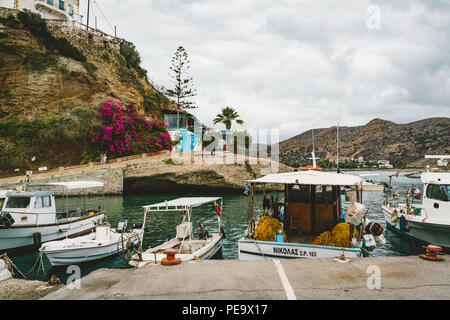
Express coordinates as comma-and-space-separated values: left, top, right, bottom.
362, 180, 385, 192
382, 171, 450, 248
238, 170, 385, 260
129, 197, 225, 268
0, 181, 105, 254
40, 220, 144, 266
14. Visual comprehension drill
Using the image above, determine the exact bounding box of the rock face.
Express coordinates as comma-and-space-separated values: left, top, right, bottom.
0, 21, 167, 120
279, 117, 450, 167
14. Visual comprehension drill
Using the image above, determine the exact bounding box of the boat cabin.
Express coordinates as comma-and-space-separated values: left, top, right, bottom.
0, 181, 105, 228
421, 172, 450, 219
246, 171, 363, 240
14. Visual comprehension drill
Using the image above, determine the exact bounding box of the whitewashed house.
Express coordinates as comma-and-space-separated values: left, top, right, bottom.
0, 0, 82, 23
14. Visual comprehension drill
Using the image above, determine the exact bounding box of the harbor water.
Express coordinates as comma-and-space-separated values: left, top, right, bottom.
9, 171, 424, 282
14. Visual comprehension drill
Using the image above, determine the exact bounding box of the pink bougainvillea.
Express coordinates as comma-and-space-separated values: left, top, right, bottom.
92, 100, 172, 157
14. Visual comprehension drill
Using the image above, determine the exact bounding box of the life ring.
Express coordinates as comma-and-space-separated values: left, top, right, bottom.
393, 192, 399, 200
215, 204, 222, 216
182, 209, 188, 216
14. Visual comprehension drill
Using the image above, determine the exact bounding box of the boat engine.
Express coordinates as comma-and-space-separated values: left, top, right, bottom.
196, 223, 209, 240
117, 219, 128, 233
0, 212, 15, 228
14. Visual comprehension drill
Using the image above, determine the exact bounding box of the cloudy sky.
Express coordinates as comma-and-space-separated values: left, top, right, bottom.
81, 0, 450, 141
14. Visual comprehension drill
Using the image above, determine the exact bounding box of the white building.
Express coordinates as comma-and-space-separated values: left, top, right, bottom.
0, 0, 82, 23
377, 160, 393, 169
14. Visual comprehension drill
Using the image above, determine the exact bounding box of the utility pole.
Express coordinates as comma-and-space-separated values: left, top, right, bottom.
114, 25, 117, 38
86, 0, 90, 30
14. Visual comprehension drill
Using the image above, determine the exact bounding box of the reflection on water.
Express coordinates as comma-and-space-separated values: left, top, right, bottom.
9, 171, 426, 282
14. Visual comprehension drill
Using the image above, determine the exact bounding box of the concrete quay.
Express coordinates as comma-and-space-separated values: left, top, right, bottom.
42, 255, 450, 300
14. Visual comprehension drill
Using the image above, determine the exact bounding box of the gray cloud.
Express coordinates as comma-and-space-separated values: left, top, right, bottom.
83, 0, 450, 140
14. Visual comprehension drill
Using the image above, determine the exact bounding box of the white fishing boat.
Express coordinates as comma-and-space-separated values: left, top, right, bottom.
0, 181, 105, 253
40, 220, 144, 266
238, 171, 386, 260
362, 180, 385, 192
382, 170, 450, 248
129, 197, 225, 268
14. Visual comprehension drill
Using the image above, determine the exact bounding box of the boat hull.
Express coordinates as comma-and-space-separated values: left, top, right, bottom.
42, 230, 142, 266
382, 205, 450, 248
238, 238, 362, 260
362, 185, 384, 191
130, 234, 224, 267
0, 214, 104, 254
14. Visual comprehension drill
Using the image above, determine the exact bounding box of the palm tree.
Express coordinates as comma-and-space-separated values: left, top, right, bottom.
213, 107, 244, 130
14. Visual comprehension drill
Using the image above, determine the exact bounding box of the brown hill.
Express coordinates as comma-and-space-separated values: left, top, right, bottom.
279, 117, 450, 167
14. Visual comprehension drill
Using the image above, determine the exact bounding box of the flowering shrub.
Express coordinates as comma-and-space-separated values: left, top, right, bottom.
92, 100, 172, 157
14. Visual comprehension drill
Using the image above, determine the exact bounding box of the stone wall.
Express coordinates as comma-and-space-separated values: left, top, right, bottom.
0, 7, 120, 60
47, 20, 120, 60
0, 166, 124, 195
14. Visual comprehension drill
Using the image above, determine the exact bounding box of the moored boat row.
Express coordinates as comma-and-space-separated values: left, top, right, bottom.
0, 157, 448, 273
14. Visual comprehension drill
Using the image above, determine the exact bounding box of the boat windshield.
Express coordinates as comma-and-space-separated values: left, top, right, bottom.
5, 197, 31, 209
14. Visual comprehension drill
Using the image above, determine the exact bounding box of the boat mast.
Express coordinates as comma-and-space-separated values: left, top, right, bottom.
310, 129, 319, 169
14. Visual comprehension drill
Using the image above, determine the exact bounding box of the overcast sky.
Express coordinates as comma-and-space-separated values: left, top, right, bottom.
81, 0, 450, 141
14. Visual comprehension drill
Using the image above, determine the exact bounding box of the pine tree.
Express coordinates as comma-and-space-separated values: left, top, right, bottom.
166, 46, 197, 129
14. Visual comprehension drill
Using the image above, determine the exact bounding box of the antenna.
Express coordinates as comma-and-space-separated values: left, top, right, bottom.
336, 123, 339, 171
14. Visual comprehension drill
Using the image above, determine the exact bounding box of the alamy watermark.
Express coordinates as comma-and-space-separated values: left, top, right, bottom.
168, 125, 280, 175
366, 5, 381, 30
366, 265, 381, 290
67, 265, 81, 289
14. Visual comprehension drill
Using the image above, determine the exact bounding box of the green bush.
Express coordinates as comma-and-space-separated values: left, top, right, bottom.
82, 61, 97, 79
0, 14, 21, 28
23, 47, 58, 71
120, 40, 147, 78
0, 108, 100, 171
101, 52, 110, 62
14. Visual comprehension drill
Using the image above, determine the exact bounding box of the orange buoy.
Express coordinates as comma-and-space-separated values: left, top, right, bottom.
161, 249, 181, 266
419, 244, 444, 261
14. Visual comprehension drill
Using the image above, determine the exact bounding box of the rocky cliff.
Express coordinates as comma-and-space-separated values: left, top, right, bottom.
0, 11, 173, 121
279, 117, 450, 167
0, 9, 177, 171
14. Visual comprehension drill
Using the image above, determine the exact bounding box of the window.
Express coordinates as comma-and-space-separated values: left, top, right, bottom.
5, 197, 31, 209
59, 0, 65, 10
164, 115, 187, 130
47, 0, 53, 6
426, 184, 448, 201
35, 196, 51, 208
68, 4, 74, 15
444, 185, 450, 200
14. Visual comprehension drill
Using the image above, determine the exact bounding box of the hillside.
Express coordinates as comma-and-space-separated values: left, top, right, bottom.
279, 117, 450, 167
0, 9, 178, 172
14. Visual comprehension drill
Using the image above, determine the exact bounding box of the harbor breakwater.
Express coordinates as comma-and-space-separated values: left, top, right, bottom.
0, 151, 293, 195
